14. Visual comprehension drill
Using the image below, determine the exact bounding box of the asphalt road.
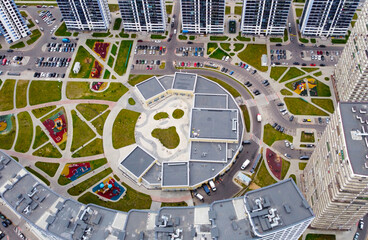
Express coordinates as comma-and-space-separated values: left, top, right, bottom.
356, 213, 368, 240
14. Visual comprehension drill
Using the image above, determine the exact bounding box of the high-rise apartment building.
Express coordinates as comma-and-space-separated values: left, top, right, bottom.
180, 0, 225, 34
301, 102, 368, 230
0, 0, 30, 44
334, 2, 368, 102
56, 0, 111, 31
300, 0, 359, 36
240, 0, 292, 35
118, 0, 166, 32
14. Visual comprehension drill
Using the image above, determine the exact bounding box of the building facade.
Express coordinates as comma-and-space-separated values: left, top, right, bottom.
240, 0, 292, 35
334, 2, 368, 102
118, 0, 166, 32
301, 102, 368, 230
180, 0, 225, 34
56, 0, 111, 31
300, 0, 359, 36
0, 0, 30, 44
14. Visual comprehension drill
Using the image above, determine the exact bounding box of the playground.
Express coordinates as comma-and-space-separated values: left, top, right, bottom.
92, 176, 125, 201
266, 148, 282, 180
61, 162, 91, 181
0, 114, 13, 134
42, 110, 67, 145
93, 42, 110, 60
307, 78, 318, 96
91, 82, 108, 92
291, 79, 308, 96
90, 60, 103, 79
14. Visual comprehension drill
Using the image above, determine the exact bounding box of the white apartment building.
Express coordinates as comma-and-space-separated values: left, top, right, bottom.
56, 0, 111, 31
301, 102, 368, 230
0, 0, 30, 44
334, 1, 368, 102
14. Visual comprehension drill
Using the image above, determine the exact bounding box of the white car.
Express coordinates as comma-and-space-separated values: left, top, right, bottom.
284, 153, 291, 159
285, 140, 290, 148
241, 159, 250, 170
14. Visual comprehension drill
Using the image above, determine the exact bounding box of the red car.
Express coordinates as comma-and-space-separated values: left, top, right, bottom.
310, 63, 316, 66
181, 62, 185, 67
194, 63, 197, 67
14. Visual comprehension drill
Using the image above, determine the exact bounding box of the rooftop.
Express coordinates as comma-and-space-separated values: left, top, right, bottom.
162, 162, 188, 187
172, 72, 197, 91
194, 94, 228, 109
190, 142, 227, 162
157, 75, 174, 90
136, 76, 165, 100
120, 146, 156, 179
339, 102, 368, 176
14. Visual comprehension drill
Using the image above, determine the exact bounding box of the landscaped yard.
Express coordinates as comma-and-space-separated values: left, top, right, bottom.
237, 44, 268, 72
315, 80, 331, 97
279, 67, 305, 82
10, 41, 25, 49
210, 48, 229, 60
128, 75, 155, 86
71, 110, 96, 152
32, 106, 56, 118
111, 44, 118, 56
299, 162, 308, 170
154, 112, 169, 120
313, 71, 322, 77
92, 110, 110, 135
25, 167, 50, 186
284, 98, 328, 116
14, 112, 33, 153
233, 43, 244, 52
152, 127, 180, 149
234, 6, 242, 15
166, 5, 173, 14
0, 116, 16, 150
16, 80, 29, 108
172, 109, 184, 119
55, 22, 72, 36
280, 89, 293, 96
69, 46, 95, 78
76, 104, 109, 121
66, 82, 128, 101
207, 42, 218, 55
263, 124, 293, 146
302, 67, 319, 73
220, 43, 231, 51
72, 138, 103, 157
68, 168, 112, 196
281, 159, 290, 180
26, 29, 42, 45
112, 109, 140, 149
35, 162, 60, 177
161, 202, 188, 207
86, 39, 104, 49
311, 99, 334, 113
253, 160, 277, 187
0, 80, 15, 111
295, 8, 303, 17
210, 36, 228, 41
113, 18, 122, 30
114, 40, 133, 76
305, 234, 335, 240
203, 76, 241, 98
290, 174, 297, 183
78, 181, 152, 211
128, 98, 136, 105
32, 142, 62, 158
270, 67, 288, 81
108, 56, 114, 67
32, 126, 49, 149
240, 105, 251, 132
29, 80, 62, 105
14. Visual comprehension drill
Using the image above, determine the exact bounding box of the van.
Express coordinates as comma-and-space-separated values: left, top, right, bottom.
203, 185, 211, 195
194, 193, 204, 201
241, 159, 250, 170
209, 180, 216, 192
242, 140, 251, 145
299, 156, 310, 160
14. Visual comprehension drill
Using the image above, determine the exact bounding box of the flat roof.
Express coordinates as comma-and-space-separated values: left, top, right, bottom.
136, 76, 165, 100
190, 142, 227, 162
194, 76, 228, 95
158, 207, 195, 240
120, 146, 156, 178
190, 108, 238, 140
142, 163, 162, 185
339, 102, 368, 176
189, 161, 227, 186
162, 162, 188, 186
124, 210, 156, 239
172, 72, 196, 91
194, 94, 228, 109
244, 179, 314, 235
157, 75, 174, 90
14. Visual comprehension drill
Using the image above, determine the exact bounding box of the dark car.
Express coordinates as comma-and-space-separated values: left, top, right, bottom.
279, 127, 284, 132
289, 115, 294, 121
275, 62, 281, 65
1, 221, 7, 228
319, 45, 326, 48
7, 49, 14, 53
277, 103, 284, 106
301, 52, 304, 58
276, 125, 281, 131
320, 64, 325, 66
293, 62, 300, 65
302, 63, 307, 66
272, 123, 278, 128
276, 43, 282, 47
252, 70, 257, 74
137, 40, 143, 42
4, 219, 11, 226
187, 41, 193, 44
318, 117, 322, 124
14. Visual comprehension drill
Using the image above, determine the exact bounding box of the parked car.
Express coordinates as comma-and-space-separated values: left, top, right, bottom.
203, 184, 211, 196
194, 192, 204, 201
241, 159, 250, 170
209, 180, 216, 191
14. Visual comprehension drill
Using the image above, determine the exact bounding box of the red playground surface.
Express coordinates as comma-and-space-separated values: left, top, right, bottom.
62, 162, 91, 181
42, 110, 67, 145
92, 177, 125, 201
93, 42, 110, 59
90, 60, 103, 78
266, 148, 282, 180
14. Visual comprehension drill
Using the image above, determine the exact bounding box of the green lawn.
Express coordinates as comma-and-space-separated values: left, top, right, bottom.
16, 80, 29, 108
128, 98, 136, 105
154, 112, 169, 120
284, 29, 288, 42
237, 44, 268, 72
207, 42, 218, 55
302, 67, 319, 73
32, 142, 62, 158
220, 43, 231, 51
109, 4, 120, 12
263, 124, 293, 146
202, 75, 241, 98
113, 18, 122, 30
66, 82, 128, 101
114, 40, 133, 76
178, 35, 188, 40
279, 67, 305, 82
32, 106, 56, 118
173, 109, 184, 119
25, 167, 50, 186
233, 43, 244, 52
313, 71, 322, 77
290, 174, 297, 183
225, 6, 230, 14
281, 159, 290, 180
305, 234, 335, 240
296, 8, 303, 17
311, 99, 334, 113
299, 162, 307, 171
58, 158, 107, 185
234, 6, 242, 15
92, 31, 110, 37
111, 44, 118, 56
0, 116, 16, 150
54, 22, 71, 36
161, 202, 188, 207
112, 109, 141, 149
14, 112, 33, 153
68, 168, 112, 196
72, 138, 103, 157
253, 160, 277, 187
128, 75, 155, 86
270, 67, 288, 81
29, 80, 62, 105
166, 5, 173, 14
26, 29, 41, 45
209, 36, 228, 41
151, 34, 166, 39
69, 46, 95, 78
301, 131, 315, 142
35, 162, 60, 177
209, 48, 229, 60
107, 56, 114, 67
0, 79, 16, 111
85, 39, 103, 49
71, 110, 96, 152
270, 38, 282, 42
331, 38, 347, 44
236, 33, 251, 42
92, 110, 110, 135
76, 103, 109, 121
103, 70, 111, 79
32, 126, 49, 149
240, 105, 251, 132
281, 89, 293, 96
299, 38, 309, 43
311, 38, 316, 43
284, 98, 328, 116
152, 127, 180, 149
78, 182, 152, 211
10, 41, 26, 49
315, 80, 331, 97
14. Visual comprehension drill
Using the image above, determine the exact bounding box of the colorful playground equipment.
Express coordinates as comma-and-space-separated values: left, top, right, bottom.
61, 162, 91, 182
92, 177, 125, 201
